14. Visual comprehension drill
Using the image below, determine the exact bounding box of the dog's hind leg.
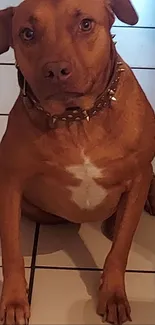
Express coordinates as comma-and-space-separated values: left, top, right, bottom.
21, 197, 69, 225
101, 213, 116, 241
145, 174, 155, 216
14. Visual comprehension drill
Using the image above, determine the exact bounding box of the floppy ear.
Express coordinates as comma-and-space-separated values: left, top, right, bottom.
0, 7, 14, 54
110, 0, 138, 25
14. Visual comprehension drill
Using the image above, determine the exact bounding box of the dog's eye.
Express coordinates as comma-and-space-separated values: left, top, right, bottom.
20, 28, 34, 41
79, 19, 94, 32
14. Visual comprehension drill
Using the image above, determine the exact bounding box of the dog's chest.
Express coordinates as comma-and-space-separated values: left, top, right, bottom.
40, 126, 126, 213
64, 152, 107, 210
44, 146, 108, 210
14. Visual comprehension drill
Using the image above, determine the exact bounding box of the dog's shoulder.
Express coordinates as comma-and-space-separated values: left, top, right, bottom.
114, 62, 155, 155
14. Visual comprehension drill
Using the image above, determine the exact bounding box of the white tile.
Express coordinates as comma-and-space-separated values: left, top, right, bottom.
36, 211, 155, 272
0, 116, 8, 141
0, 50, 15, 64
133, 69, 155, 109
0, 0, 22, 63
114, 0, 155, 27
152, 158, 155, 173
127, 273, 155, 325
30, 269, 155, 325
0, 216, 35, 267
112, 27, 155, 68
0, 0, 22, 9
0, 65, 19, 114
30, 268, 102, 325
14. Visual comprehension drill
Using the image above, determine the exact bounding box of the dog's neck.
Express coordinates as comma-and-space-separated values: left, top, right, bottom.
17, 37, 124, 131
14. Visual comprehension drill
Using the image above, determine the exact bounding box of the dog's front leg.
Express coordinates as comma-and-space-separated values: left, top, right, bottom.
97, 166, 152, 325
0, 175, 29, 325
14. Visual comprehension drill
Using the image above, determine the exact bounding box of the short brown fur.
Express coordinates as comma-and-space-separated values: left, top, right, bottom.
0, 0, 155, 324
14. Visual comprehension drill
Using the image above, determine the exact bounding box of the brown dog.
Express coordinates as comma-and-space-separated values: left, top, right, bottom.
0, 0, 155, 324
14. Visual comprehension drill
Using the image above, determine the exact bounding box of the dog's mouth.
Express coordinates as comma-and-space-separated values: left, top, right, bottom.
45, 91, 84, 101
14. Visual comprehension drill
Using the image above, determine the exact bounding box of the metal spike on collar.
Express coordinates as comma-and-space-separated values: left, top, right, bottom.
52, 117, 57, 124
119, 68, 125, 72
83, 110, 90, 122
111, 96, 117, 102
109, 89, 115, 95
117, 61, 123, 66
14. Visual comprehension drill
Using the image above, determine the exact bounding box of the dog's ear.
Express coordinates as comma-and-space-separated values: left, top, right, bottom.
0, 7, 14, 54
110, 0, 138, 25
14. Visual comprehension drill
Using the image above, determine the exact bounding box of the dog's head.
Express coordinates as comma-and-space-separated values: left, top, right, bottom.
0, 0, 138, 111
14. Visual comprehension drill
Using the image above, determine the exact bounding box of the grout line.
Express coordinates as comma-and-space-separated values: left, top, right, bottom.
0, 64, 154, 70
113, 25, 155, 29
35, 265, 155, 274
0, 63, 15, 66
35, 265, 103, 271
126, 269, 155, 274
131, 67, 155, 70
28, 223, 40, 305
0, 265, 31, 268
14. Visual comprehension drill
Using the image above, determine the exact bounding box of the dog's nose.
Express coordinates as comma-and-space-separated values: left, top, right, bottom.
43, 61, 72, 81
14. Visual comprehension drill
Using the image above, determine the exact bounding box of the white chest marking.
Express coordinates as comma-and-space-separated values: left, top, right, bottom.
66, 154, 108, 210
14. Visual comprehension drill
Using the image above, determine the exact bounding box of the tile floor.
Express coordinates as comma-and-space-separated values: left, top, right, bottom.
0, 0, 155, 324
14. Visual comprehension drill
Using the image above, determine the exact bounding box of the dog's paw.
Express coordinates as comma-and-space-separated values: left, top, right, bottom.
97, 271, 131, 324
0, 275, 30, 325
97, 292, 131, 324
